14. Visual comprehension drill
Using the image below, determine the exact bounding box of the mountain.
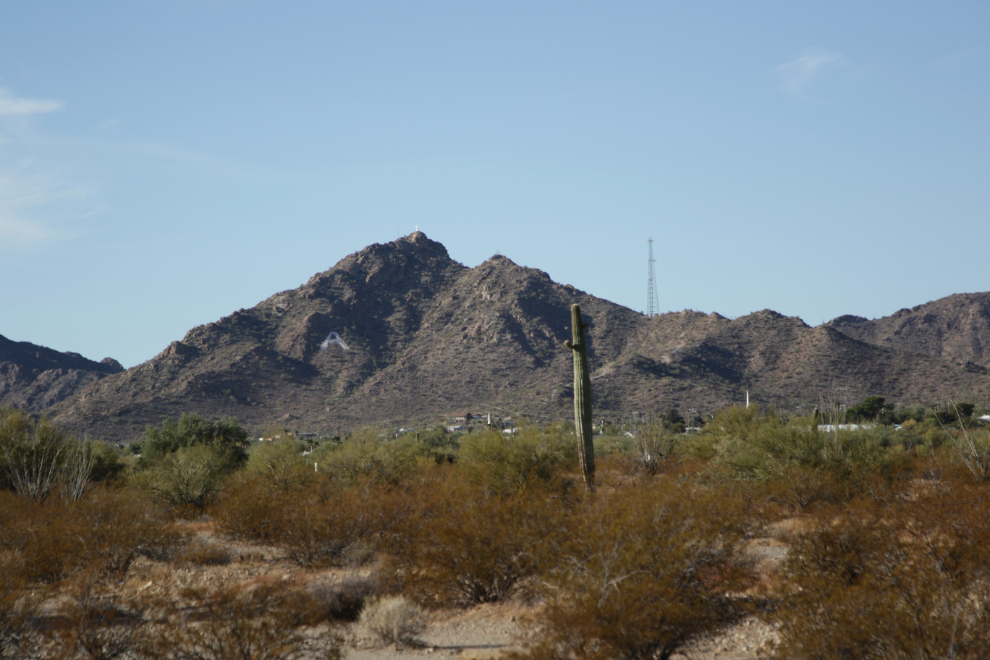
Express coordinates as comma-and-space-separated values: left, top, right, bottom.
827, 293, 990, 369
37, 233, 990, 443
0, 334, 123, 411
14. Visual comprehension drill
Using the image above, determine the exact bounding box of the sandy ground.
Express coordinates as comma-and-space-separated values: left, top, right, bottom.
65, 521, 792, 660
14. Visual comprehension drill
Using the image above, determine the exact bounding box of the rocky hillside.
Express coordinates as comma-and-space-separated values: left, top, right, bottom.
36, 233, 990, 442
0, 334, 123, 411
827, 293, 990, 369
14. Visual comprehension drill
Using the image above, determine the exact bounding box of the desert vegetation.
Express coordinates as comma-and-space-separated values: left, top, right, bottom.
2, 401, 990, 659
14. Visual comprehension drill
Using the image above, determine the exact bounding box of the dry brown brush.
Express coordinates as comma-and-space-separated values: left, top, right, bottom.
515, 479, 759, 660
381, 470, 567, 607
139, 584, 342, 660
0, 487, 183, 584
774, 482, 990, 660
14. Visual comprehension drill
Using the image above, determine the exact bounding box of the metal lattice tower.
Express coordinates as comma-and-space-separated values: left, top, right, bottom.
646, 238, 659, 316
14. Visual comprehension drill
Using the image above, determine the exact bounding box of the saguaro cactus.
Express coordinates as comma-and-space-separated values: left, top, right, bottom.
564, 304, 595, 492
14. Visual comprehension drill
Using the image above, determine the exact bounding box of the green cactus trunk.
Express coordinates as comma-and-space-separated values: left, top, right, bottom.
564, 304, 596, 492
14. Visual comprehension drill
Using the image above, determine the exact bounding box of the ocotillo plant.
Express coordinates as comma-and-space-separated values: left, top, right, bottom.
564, 304, 595, 492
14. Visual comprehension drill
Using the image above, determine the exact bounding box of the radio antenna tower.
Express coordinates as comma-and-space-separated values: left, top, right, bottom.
646, 238, 659, 316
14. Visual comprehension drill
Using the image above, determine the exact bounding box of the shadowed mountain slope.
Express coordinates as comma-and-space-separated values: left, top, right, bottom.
40, 233, 990, 442
827, 293, 990, 369
0, 334, 123, 411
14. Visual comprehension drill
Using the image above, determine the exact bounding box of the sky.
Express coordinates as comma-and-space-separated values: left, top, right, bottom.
1, 2, 987, 368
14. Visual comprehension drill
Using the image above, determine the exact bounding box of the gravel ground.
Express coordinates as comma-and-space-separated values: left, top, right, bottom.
87, 521, 795, 660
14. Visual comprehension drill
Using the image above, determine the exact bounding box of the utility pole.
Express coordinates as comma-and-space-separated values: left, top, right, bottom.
647, 238, 659, 317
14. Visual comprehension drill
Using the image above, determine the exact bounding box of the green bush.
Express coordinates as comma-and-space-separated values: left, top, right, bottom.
139, 414, 247, 466
846, 396, 891, 423
458, 423, 576, 493
625, 422, 681, 476
699, 406, 914, 485
0, 406, 109, 502
245, 440, 314, 490
131, 443, 241, 512
311, 429, 421, 485
89, 441, 125, 484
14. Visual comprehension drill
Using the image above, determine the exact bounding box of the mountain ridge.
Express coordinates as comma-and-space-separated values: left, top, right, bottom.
0, 333, 123, 411
9, 232, 987, 442
826, 292, 990, 369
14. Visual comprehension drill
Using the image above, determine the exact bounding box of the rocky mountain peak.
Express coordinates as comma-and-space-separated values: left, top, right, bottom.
17, 235, 990, 443
100, 357, 125, 373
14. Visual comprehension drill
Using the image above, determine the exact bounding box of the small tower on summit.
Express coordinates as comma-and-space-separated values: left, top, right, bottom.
646, 238, 659, 317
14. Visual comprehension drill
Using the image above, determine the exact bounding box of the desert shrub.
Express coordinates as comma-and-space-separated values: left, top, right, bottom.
45, 572, 145, 660
716, 416, 838, 477
895, 405, 928, 425
384, 473, 568, 606
846, 395, 893, 423
139, 414, 248, 466
0, 552, 35, 660
897, 480, 990, 584
700, 406, 916, 502
703, 404, 780, 442
312, 429, 421, 485
774, 488, 990, 660
947, 427, 990, 483
140, 584, 342, 660
0, 488, 183, 583
0, 407, 107, 503
404, 426, 460, 464
761, 464, 845, 510
623, 422, 680, 476
762, 457, 914, 512
516, 479, 756, 660
359, 595, 426, 648
273, 481, 389, 568
131, 443, 241, 513
211, 475, 289, 543
591, 434, 631, 457
88, 442, 126, 486
72, 489, 184, 577
0, 492, 80, 583
245, 440, 314, 491
458, 423, 576, 493
683, 405, 781, 462
308, 575, 379, 622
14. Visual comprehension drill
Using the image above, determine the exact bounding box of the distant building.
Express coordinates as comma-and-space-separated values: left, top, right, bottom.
817, 424, 876, 432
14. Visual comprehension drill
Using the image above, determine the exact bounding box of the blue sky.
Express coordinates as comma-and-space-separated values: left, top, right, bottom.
1, 2, 987, 368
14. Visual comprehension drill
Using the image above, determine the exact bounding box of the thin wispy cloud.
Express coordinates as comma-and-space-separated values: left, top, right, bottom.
0, 86, 85, 248
778, 49, 844, 94
0, 87, 64, 116
0, 172, 61, 245
0, 165, 99, 247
